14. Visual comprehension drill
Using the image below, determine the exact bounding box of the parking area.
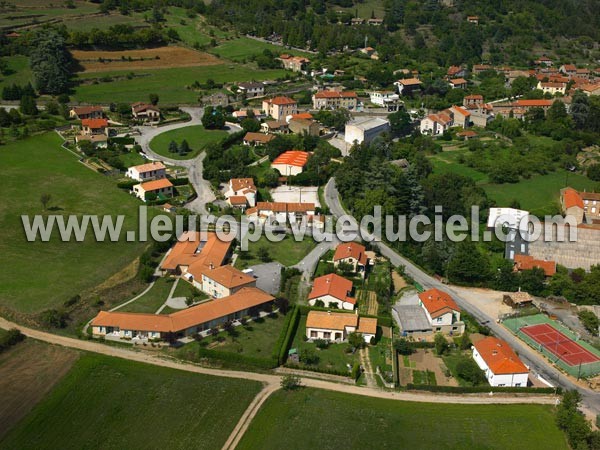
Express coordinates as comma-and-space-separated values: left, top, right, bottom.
270, 185, 320, 207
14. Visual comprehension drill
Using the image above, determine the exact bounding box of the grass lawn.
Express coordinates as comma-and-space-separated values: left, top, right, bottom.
235, 235, 317, 268
0, 133, 148, 314
211, 37, 311, 62
171, 278, 207, 299
482, 170, 599, 216
72, 65, 287, 104
290, 315, 358, 373
429, 150, 490, 183
0, 353, 261, 450
0, 55, 32, 92
413, 369, 437, 386
118, 277, 176, 313
442, 351, 487, 387
149, 125, 228, 160
115, 150, 147, 168
238, 388, 567, 450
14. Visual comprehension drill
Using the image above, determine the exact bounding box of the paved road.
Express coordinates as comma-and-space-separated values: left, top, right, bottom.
135, 107, 242, 215
324, 178, 600, 415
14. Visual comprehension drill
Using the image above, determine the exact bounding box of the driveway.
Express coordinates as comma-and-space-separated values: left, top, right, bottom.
324, 177, 600, 415
247, 262, 283, 296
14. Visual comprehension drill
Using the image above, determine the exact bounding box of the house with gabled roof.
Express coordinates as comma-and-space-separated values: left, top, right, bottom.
126, 161, 167, 182
306, 311, 377, 344
333, 242, 369, 276
418, 288, 464, 334
312, 90, 358, 110
201, 265, 256, 298
246, 201, 317, 226
262, 96, 298, 121
472, 336, 529, 387
449, 78, 468, 89
69, 106, 103, 120
131, 102, 160, 122
308, 273, 356, 310
513, 254, 557, 277
394, 78, 423, 96
243, 132, 276, 146
271, 150, 309, 176
132, 178, 173, 201
224, 178, 256, 209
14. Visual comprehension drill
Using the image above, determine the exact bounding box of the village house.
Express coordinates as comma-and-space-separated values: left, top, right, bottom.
537, 81, 566, 96
237, 82, 265, 98
132, 178, 173, 202
224, 178, 257, 209
201, 265, 256, 298
369, 91, 402, 111
447, 65, 467, 78
288, 118, 320, 136
261, 120, 289, 134
394, 78, 423, 96
472, 336, 529, 387
312, 90, 358, 110
559, 64, 577, 77
418, 288, 465, 334
262, 96, 298, 121
81, 118, 109, 136
233, 109, 264, 120
271, 150, 310, 176
511, 99, 554, 114
419, 106, 471, 136
472, 64, 491, 75
367, 18, 383, 26
91, 287, 274, 342
535, 56, 553, 67
333, 242, 369, 276
360, 46, 377, 57
242, 132, 276, 146
75, 134, 108, 147
278, 54, 310, 72
449, 78, 468, 89
581, 83, 600, 96
126, 161, 167, 182
464, 94, 484, 109
466, 15, 479, 24
560, 187, 600, 224
305, 311, 377, 344
344, 117, 390, 145
513, 254, 557, 277
131, 102, 160, 122
245, 202, 317, 226
69, 106, 104, 120
308, 273, 356, 310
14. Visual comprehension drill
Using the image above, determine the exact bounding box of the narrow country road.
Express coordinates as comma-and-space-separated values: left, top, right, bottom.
135, 107, 242, 215
324, 178, 600, 415
0, 317, 558, 407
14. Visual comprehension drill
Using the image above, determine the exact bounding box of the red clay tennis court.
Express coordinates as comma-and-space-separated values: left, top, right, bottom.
520, 323, 600, 366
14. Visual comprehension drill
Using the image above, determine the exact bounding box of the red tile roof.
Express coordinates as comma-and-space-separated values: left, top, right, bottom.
562, 187, 584, 209
140, 178, 173, 191
92, 287, 274, 333
243, 132, 276, 144
160, 232, 232, 277
333, 242, 367, 265
474, 337, 528, 375
266, 96, 296, 106
272, 150, 310, 167
513, 255, 556, 277
314, 91, 357, 99
419, 289, 460, 319
450, 78, 468, 85
72, 106, 103, 116
513, 99, 553, 107
397, 78, 422, 86
290, 113, 314, 120
81, 118, 108, 129
203, 265, 255, 289
308, 274, 355, 305
130, 161, 166, 173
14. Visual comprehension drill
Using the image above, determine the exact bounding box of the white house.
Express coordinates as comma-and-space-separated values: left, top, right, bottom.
132, 178, 173, 201
305, 311, 377, 344
126, 161, 167, 182
537, 81, 566, 96
200, 265, 256, 298
245, 202, 316, 226
418, 288, 464, 334
237, 82, 265, 98
308, 273, 356, 310
131, 102, 160, 122
262, 97, 298, 121
333, 242, 369, 276
344, 117, 390, 145
224, 178, 257, 209
270, 150, 309, 176
420, 106, 471, 136
472, 336, 529, 387
394, 78, 423, 95
369, 91, 401, 111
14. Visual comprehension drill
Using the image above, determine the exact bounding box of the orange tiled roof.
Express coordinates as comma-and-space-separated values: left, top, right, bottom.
450, 78, 468, 85
81, 118, 108, 128
398, 78, 422, 86
513, 99, 553, 107
202, 265, 255, 289
272, 150, 310, 167
419, 289, 460, 319
513, 254, 556, 277
72, 106, 103, 115
309, 274, 355, 305
161, 232, 232, 278
290, 113, 314, 120
474, 336, 528, 375
130, 161, 166, 173
266, 96, 296, 106
563, 187, 584, 209
92, 287, 274, 333
306, 310, 358, 331
230, 178, 256, 193
228, 195, 248, 205
357, 317, 378, 334
139, 178, 172, 191
333, 242, 368, 265
243, 132, 275, 144
314, 91, 358, 99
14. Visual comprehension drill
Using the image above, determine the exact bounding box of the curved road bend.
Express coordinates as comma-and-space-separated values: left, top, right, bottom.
324, 178, 600, 415
135, 107, 242, 215
0, 317, 557, 407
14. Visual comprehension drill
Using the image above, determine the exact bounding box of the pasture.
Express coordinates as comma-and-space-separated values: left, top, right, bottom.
149, 125, 228, 160
212, 37, 312, 62
0, 133, 148, 314
71, 47, 221, 73
0, 353, 262, 449
237, 388, 568, 450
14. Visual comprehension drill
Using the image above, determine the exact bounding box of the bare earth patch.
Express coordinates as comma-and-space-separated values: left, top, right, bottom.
71, 46, 222, 73
392, 271, 407, 293
0, 340, 79, 438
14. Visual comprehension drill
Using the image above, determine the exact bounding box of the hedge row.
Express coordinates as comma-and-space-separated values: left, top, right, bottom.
117, 180, 137, 189
404, 383, 559, 394
296, 304, 392, 328
109, 137, 135, 145
284, 362, 350, 378
0, 328, 25, 353
197, 347, 278, 369
407, 341, 435, 349
272, 306, 300, 365
170, 177, 189, 186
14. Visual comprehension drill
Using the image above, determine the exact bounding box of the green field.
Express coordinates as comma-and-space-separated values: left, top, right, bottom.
483, 170, 598, 216
237, 388, 568, 450
149, 125, 228, 160
212, 37, 311, 62
0, 56, 32, 92
429, 151, 490, 183
0, 353, 262, 449
235, 235, 318, 268
118, 277, 176, 313
0, 133, 148, 314
73, 65, 286, 104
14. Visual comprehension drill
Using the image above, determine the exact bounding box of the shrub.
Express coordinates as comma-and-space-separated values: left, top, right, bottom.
351, 362, 361, 381
281, 374, 302, 390
314, 339, 329, 349
0, 328, 25, 352
394, 338, 414, 355
434, 333, 449, 355
456, 358, 486, 385
38, 309, 69, 328
299, 347, 319, 365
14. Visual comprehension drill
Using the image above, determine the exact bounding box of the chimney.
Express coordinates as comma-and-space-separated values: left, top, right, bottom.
209, 263, 214, 270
